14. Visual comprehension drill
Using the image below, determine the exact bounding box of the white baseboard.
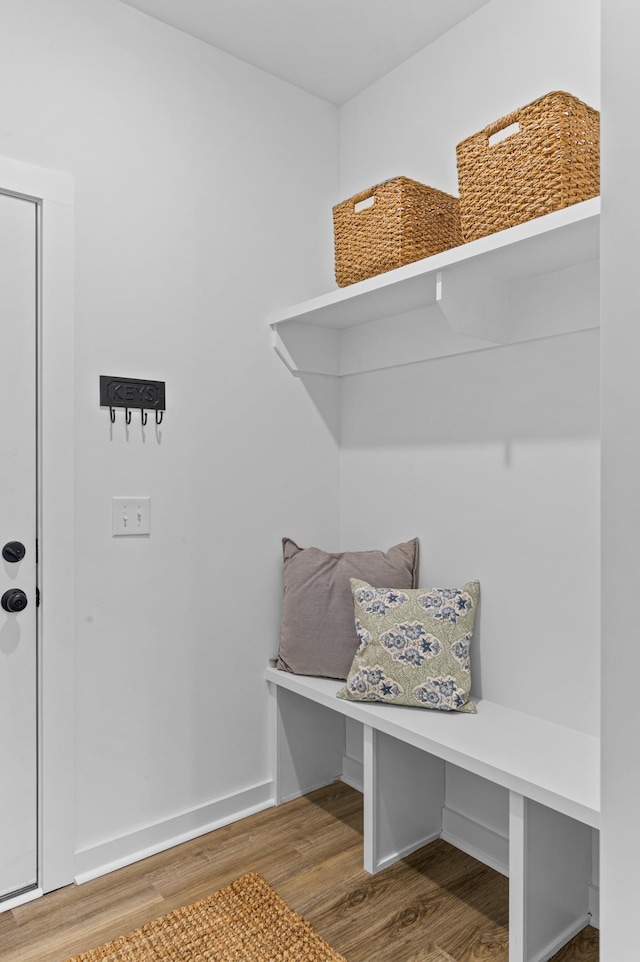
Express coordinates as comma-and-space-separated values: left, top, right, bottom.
0, 887, 42, 915
74, 780, 274, 885
278, 775, 342, 804
341, 755, 364, 793
373, 831, 441, 873
529, 915, 592, 962
441, 806, 509, 877
588, 883, 600, 929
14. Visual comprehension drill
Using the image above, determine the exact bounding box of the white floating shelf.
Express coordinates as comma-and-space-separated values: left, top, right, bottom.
270, 197, 600, 377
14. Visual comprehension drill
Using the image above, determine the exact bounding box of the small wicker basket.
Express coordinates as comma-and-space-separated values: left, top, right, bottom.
456, 91, 600, 243
332, 176, 463, 287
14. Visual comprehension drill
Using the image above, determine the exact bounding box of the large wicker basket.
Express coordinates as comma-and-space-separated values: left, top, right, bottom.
456, 91, 600, 243
332, 176, 462, 287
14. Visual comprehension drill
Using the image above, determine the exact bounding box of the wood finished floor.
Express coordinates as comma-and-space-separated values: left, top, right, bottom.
0, 781, 598, 962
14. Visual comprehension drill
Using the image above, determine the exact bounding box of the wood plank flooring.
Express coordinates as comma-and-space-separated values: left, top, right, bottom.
0, 781, 598, 962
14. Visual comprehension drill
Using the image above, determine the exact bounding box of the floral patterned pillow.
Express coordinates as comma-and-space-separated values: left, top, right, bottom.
337, 578, 480, 713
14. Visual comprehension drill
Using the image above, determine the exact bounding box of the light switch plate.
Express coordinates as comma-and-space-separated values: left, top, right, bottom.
112, 497, 150, 536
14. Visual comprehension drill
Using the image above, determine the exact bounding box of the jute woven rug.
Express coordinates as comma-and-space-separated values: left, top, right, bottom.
64, 872, 347, 962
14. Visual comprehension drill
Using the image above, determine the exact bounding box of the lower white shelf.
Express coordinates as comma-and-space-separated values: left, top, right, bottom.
267, 667, 599, 962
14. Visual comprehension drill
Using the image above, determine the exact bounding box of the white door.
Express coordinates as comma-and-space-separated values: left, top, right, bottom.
0, 190, 38, 900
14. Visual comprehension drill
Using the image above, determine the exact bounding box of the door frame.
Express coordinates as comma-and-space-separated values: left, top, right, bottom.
0, 155, 75, 900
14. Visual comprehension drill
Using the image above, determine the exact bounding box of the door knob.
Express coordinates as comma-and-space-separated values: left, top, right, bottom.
1, 589, 28, 612
2, 541, 26, 563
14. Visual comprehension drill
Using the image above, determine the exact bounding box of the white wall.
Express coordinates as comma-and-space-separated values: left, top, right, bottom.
338, 0, 600, 202
338, 0, 601, 733
0, 0, 340, 872
340, 337, 601, 734
600, 1, 640, 957
337, 0, 601, 860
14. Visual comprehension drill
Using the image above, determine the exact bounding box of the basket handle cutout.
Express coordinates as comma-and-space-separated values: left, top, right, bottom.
354, 195, 375, 213
488, 121, 520, 147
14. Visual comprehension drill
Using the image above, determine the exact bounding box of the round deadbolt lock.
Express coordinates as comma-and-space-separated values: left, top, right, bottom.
1, 589, 28, 612
2, 541, 26, 563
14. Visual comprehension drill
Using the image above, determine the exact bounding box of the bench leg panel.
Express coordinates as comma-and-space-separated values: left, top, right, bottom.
364, 726, 444, 874
269, 682, 346, 804
509, 791, 592, 962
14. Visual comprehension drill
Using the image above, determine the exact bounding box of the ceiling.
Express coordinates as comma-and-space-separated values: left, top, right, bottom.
117, 0, 491, 105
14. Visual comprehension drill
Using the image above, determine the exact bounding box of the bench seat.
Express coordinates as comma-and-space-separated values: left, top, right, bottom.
266, 667, 599, 829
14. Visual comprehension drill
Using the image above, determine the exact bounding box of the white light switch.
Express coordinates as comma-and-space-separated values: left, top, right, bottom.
112, 497, 151, 536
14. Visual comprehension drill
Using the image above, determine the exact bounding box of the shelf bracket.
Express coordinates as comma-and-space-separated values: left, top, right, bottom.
271, 321, 341, 377
435, 268, 509, 345
271, 325, 302, 377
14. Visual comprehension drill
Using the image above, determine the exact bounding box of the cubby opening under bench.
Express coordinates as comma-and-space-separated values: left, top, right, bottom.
266, 666, 600, 962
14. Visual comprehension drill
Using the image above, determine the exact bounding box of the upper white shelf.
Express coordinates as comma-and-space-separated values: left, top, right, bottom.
270, 197, 600, 377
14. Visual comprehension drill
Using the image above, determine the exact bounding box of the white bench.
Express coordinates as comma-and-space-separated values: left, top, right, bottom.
266, 666, 600, 962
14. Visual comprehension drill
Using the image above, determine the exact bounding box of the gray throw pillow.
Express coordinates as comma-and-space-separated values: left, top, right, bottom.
337, 578, 479, 712
276, 537, 419, 680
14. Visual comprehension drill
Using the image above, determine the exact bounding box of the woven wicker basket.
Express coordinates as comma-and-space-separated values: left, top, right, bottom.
332, 176, 462, 287
456, 91, 600, 243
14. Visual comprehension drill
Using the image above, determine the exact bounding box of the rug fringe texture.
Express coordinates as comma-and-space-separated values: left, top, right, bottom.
63, 872, 347, 961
